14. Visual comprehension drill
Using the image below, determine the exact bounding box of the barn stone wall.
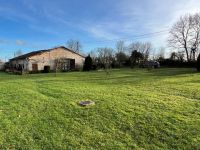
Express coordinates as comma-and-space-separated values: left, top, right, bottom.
28, 47, 85, 71
0, 62, 5, 70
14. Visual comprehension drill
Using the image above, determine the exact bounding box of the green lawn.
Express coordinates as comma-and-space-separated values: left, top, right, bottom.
0, 68, 200, 149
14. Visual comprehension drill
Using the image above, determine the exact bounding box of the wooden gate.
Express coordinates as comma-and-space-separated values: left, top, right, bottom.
32, 64, 38, 71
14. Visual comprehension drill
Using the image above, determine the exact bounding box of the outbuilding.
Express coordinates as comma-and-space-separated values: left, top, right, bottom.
8, 46, 85, 73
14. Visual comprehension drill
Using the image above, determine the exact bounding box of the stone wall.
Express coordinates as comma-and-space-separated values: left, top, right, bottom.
0, 62, 5, 70
27, 47, 85, 71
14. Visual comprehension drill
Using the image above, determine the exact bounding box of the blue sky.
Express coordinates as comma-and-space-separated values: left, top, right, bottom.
0, 0, 200, 60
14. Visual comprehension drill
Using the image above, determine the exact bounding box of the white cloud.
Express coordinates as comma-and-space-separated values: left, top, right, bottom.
0, 39, 8, 44
115, 0, 200, 46
0, 6, 36, 23
78, 0, 200, 54
16, 40, 26, 46
1, 0, 200, 51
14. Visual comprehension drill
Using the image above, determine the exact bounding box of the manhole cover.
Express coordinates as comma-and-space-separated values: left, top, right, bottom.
79, 101, 95, 107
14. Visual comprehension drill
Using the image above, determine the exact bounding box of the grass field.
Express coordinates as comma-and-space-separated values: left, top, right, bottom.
0, 68, 200, 149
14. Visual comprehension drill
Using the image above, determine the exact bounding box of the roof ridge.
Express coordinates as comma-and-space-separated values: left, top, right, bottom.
56, 46, 85, 58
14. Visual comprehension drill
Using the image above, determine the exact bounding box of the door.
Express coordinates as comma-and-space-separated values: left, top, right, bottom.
70, 59, 75, 70
32, 64, 38, 71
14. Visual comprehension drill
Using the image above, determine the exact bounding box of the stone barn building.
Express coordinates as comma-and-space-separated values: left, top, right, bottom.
9, 46, 85, 73
0, 61, 5, 71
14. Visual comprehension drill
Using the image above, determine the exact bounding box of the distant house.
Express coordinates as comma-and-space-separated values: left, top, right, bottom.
8, 46, 85, 73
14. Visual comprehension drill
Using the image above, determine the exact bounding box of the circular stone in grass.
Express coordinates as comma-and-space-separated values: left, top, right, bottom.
79, 101, 95, 107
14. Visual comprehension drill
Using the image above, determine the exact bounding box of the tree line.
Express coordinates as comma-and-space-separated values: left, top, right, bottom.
83, 41, 165, 71
68, 12, 200, 71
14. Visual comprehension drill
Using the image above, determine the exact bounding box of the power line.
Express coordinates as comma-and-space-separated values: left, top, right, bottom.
82, 29, 169, 44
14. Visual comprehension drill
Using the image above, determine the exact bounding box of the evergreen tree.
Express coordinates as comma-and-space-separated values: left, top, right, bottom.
130, 50, 143, 67
83, 55, 93, 71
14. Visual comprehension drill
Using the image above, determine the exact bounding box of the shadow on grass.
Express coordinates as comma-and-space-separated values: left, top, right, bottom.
146, 68, 197, 77
0, 68, 198, 85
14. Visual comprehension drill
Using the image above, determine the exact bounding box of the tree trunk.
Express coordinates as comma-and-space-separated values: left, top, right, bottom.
184, 41, 190, 62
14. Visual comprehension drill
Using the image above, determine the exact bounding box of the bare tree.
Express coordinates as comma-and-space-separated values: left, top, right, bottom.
142, 42, 153, 61
115, 40, 127, 67
88, 50, 97, 60
129, 42, 141, 54
66, 39, 82, 53
97, 47, 114, 73
177, 51, 185, 61
157, 47, 166, 60
168, 13, 200, 61
170, 51, 184, 61
129, 42, 153, 61
151, 48, 157, 60
116, 40, 126, 53
191, 13, 200, 60
170, 52, 178, 60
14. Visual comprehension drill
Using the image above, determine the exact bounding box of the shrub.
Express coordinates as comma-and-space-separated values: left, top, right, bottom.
197, 54, 200, 71
159, 59, 196, 68
92, 64, 97, 70
43, 66, 50, 73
